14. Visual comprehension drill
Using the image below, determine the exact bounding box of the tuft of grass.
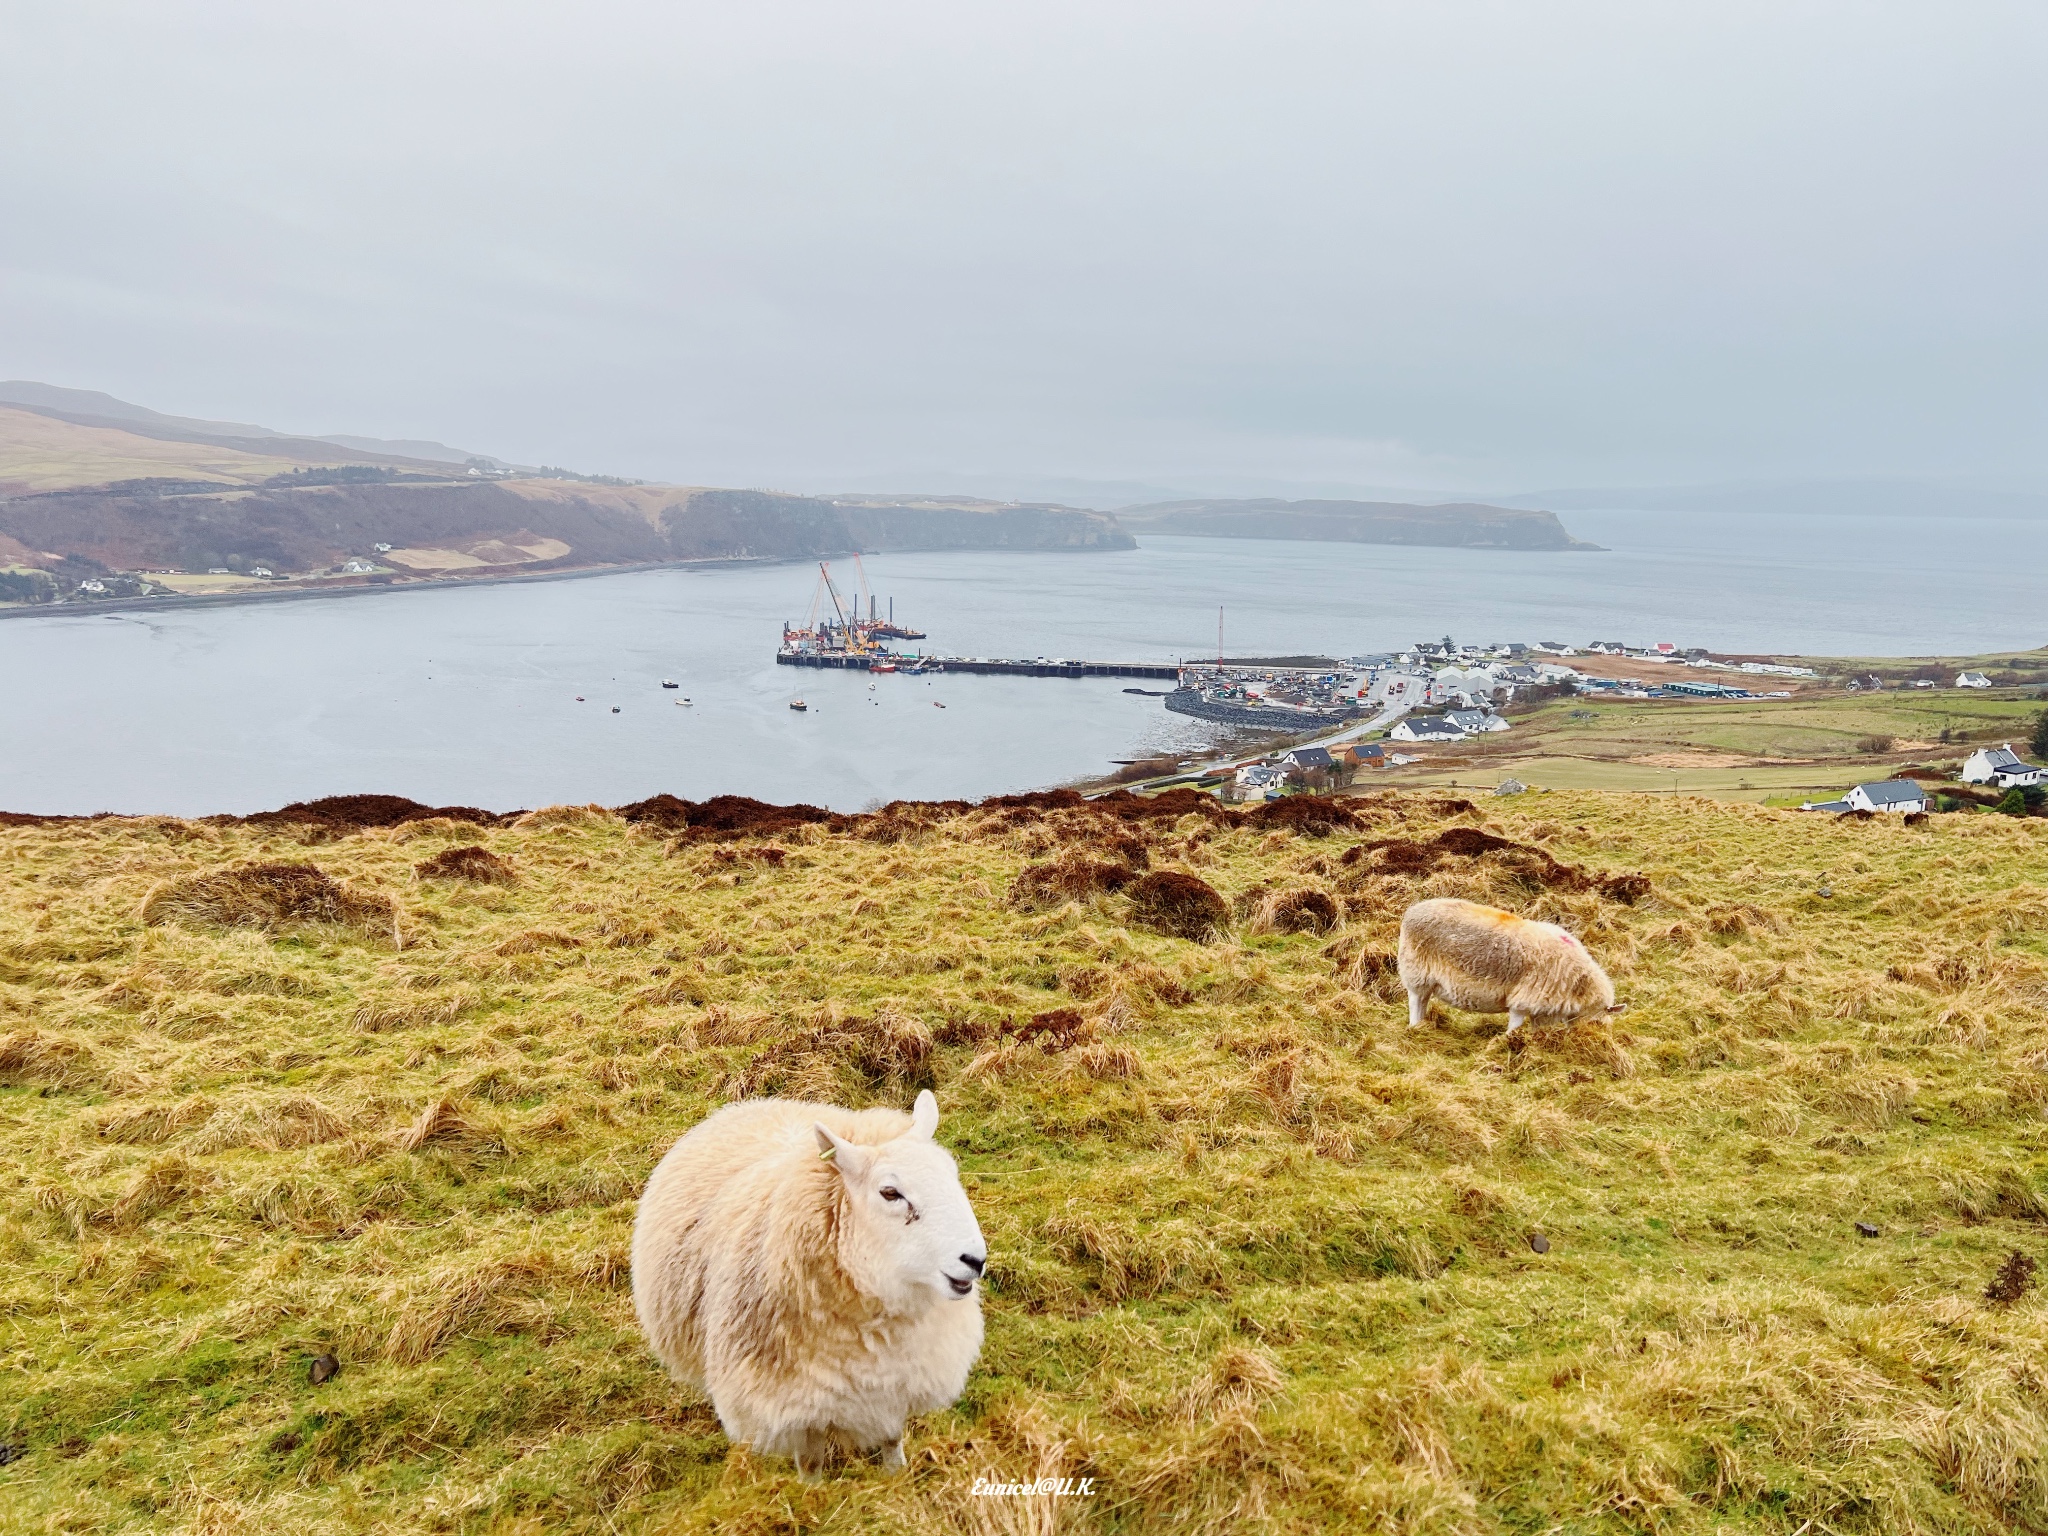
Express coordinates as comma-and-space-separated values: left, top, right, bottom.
1, 791, 2046, 1532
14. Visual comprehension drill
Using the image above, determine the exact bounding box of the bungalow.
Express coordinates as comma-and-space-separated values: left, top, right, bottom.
1444, 709, 1510, 734
1956, 671, 1993, 689
1845, 780, 1927, 815
1586, 640, 1628, 655
1280, 746, 1334, 773
1798, 798, 1854, 813
1337, 742, 1386, 767
1233, 763, 1286, 793
1390, 716, 1467, 744
1961, 744, 2047, 789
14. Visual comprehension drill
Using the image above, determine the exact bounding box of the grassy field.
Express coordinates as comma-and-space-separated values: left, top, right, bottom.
1375, 688, 2048, 803
3, 792, 2047, 1534
0, 408, 306, 493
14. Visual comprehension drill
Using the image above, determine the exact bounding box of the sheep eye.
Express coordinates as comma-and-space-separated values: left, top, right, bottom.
879, 1186, 903, 1202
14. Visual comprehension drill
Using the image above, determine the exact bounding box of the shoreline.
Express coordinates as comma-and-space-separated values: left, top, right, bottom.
0, 553, 822, 622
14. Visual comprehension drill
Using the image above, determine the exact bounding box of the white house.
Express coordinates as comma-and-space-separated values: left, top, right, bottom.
1445, 709, 1510, 734
1234, 763, 1286, 795
1844, 780, 1927, 814
339, 558, 379, 575
1390, 716, 1467, 744
1961, 744, 2047, 789
1956, 671, 1993, 688
1280, 746, 1334, 773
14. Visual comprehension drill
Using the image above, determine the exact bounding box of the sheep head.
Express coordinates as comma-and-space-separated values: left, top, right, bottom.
814, 1090, 985, 1314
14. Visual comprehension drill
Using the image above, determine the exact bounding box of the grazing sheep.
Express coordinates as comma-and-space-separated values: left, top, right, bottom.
1398, 896, 1621, 1036
631, 1089, 986, 1475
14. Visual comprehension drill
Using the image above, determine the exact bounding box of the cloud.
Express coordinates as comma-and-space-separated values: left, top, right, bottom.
3, 1, 2043, 492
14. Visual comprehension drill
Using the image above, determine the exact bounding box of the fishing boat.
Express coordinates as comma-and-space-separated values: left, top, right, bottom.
661, 679, 680, 689
789, 699, 808, 712
870, 661, 898, 673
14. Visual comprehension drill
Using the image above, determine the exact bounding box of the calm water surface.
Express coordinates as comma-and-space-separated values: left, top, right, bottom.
4, 513, 2043, 815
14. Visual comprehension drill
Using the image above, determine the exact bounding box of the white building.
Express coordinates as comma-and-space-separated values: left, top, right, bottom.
1956, 671, 1993, 688
1844, 780, 1927, 814
1234, 763, 1286, 796
1961, 744, 2047, 789
1444, 709, 1510, 734
1390, 716, 1467, 744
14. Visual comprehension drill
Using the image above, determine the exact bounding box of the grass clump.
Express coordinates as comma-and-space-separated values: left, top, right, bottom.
0, 789, 2046, 1532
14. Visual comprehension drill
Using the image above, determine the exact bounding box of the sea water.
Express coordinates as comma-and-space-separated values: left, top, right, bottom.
3, 513, 2043, 815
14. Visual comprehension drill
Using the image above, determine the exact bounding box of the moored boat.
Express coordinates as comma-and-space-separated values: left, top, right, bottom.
789, 699, 808, 711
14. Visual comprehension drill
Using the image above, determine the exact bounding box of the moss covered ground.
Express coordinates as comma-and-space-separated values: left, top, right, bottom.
3, 790, 2046, 1534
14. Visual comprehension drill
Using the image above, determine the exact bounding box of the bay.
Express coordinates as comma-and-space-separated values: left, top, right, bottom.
2, 511, 2043, 816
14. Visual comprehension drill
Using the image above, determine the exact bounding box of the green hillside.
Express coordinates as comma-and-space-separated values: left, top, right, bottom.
2, 790, 2044, 1533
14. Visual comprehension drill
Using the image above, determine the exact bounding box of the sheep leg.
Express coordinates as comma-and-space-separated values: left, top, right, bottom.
1505, 1009, 1527, 1039
794, 1430, 831, 1482
1407, 985, 1431, 1029
879, 1438, 906, 1471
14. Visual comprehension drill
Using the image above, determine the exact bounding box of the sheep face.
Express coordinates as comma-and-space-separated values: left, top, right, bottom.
814, 1090, 985, 1314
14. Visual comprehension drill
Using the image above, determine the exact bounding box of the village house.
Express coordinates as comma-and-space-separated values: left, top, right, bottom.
1955, 671, 1993, 688
1280, 745, 1333, 771
1844, 780, 1928, 815
1390, 716, 1467, 744
1444, 709, 1510, 734
1233, 763, 1286, 799
1961, 744, 2047, 789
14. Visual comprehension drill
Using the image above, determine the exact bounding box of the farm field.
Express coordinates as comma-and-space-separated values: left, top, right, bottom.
1376, 687, 2048, 803
2, 789, 2046, 1534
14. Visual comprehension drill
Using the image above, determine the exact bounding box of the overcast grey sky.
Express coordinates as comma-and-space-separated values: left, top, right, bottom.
3, 2, 2043, 495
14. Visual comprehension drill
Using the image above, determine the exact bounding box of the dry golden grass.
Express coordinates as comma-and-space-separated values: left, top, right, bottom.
2, 790, 2046, 1533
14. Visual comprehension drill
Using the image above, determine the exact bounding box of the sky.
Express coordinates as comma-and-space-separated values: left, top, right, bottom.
3, 2, 2044, 499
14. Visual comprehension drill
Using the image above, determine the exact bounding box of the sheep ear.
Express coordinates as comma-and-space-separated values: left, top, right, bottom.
909, 1089, 939, 1140
814, 1123, 870, 1178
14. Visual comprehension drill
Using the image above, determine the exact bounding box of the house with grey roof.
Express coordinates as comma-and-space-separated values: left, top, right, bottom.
1444, 709, 1510, 734
1961, 744, 2046, 789
1390, 715, 1467, 743
1844, 780, 1927, 814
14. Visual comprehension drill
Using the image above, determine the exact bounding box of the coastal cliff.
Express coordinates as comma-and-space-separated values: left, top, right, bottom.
0, 479, 1132, 599
1116, 497, 1599, 550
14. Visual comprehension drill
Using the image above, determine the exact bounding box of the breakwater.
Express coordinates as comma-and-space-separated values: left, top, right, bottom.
1163, 686, 1363, 731
776, 651, 1179, 680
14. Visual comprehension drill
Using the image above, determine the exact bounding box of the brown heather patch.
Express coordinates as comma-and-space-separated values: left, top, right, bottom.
1125, 870, 1230, 942
414, 844, 516, 884
2, 789, 2048, 1531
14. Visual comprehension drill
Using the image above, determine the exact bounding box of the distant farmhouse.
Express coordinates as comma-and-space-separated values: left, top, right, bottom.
1800, 779, 1929, 815
1956, 671, 1993, 688
1846, 780, 1928, 814
1961, 744, 2046, 789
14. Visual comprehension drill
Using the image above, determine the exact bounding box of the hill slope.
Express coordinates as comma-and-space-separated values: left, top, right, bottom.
2, 788, 2043, 1532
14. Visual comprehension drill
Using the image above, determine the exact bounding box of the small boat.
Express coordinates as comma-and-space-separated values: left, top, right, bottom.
870, 662, 898, 674
661, 679, 679, 690
611, 707, 621, 714
934, 701, 946, 709
789, 699, 808, 712
575, 696, 585, 702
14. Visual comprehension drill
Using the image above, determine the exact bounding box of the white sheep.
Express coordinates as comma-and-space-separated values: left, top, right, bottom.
631, 1088, 986, 1475
1399, 896, 1621, 1036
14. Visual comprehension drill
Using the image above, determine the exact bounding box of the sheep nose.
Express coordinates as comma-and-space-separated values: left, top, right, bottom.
959, 1253, 985, 1274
